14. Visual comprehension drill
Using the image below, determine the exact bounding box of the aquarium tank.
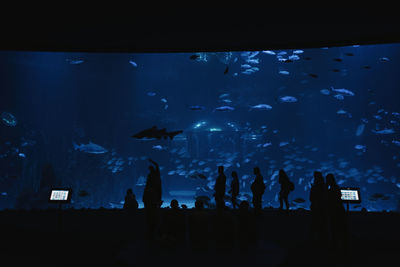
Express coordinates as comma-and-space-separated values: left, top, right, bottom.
0, 43, 399, 212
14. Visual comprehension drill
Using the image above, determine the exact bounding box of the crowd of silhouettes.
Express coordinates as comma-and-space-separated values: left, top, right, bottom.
124, 160, 348, 259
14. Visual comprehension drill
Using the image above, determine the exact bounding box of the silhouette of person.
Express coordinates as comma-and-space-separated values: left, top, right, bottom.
213, 166, 226, 210
161, 199, 186, 249
229, 171, 240, 209
251, 167, 265, 214
326, 173, 348, 258
278, 169, 294, 211
309, 171, 328, 247
123, 188, 138, 210
189, 199, 209, 251
142, 158, 162, 241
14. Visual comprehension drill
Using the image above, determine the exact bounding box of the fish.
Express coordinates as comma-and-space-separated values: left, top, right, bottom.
18, 153, 26, 158
129, 60, 137, 67
189, 105, 205, 111
250, 104, 272, 110
371, 128, 395, 134
345, 53, 354, 56
219, 93, 230, 99
222, 99, 232, 103
241, 64, 252, 68
131, 126, 183, 140
189, 173, 207, 180
66, 59, 84, 65
293, 198, 305, 203
190, 54, 200, 60
152, 145, 163, 150
1, 112, 17, 127
279, 142, 289, 147
161, 98, 167, 103
333, 58, 342, 62
354, 145, 366, 152
262, 50, 276, 55
73, 142, 108, 154
320, 89, 330, 95
332, 69, 341, 72
214, 106, 235, 112
288, 54, 300, 61
334, 94, 344, 100
308, 73, 318, 78
331, 87, 354, 96
379, 57, 390, 62
293, 50, 304, 54
279, 70, 289, 75
78, 190, 90, 197
147, 92, 156, 96
362, 65, 371, 69
356, 124, 365, 136
223, 65, 229, 74
392, 140, 400, 146
279, 96, 298, 103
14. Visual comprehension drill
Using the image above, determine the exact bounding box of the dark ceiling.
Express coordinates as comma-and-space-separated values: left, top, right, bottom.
1, 7, 400, 52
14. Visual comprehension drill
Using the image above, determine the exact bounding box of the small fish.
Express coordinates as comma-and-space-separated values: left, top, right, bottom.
362, 65, 371, 69
308, 73, 318, 78
219, 93, 230, 99
189, 105, 205, 111
333, 58, 342, 62
355, 124, 365, 136
279, 70, 289, 75
331, 87, 355, 96
320, 89, 330, 95
279, 96, 298, 103
334, 94, 344, 100
18, 153, 26, 158
262, 50, 276, 55
214, 106, 235, 112
190, 54, 200, 60
332, 69, 341, 73
129, 60, 137, 67
161, 98, 167, 103
372, 128, 395, 134
379, 57, 390, 62
392, 140, 400, 146
147, 92, 156, 96
152, 145, 163, 150
241, 64, 252, 68
344, 53, 354, 56
292, 50, 304, 54
354, 145, 366, 152
223, 65, 229, 74
78, 190, 90, 197
66, 59, 84, 65
250, 104, 272, 110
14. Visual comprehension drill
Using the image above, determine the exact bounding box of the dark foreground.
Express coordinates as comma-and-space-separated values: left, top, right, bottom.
0, 208, 399, 266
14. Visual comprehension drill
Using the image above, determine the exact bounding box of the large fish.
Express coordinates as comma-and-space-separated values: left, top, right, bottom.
132, 126, 183, 140
73, 142, 108, 154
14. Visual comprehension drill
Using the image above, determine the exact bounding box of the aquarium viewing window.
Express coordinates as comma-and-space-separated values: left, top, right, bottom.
49, 189, 72, 203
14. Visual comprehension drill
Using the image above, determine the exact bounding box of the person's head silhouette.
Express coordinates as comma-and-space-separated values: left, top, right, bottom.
149, 165, 155, 173
313, 171, 324, 185
326, 173, 336, 187
127, 188, 133, 195
195, 199, 204, 210
218, 166, 224, 174
253, 167, 260, 175
232, 171, 238, 178
170, 199, 179, 209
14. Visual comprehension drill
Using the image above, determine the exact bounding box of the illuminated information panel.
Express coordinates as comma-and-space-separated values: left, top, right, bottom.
49, 188, 71, 203
340, 187, 361, 203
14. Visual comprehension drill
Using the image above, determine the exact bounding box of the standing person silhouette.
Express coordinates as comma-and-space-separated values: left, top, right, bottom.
143, 158, 162, 242
326, 173, 348, 259
278, 169, 294, 211
214, 166, 226, 211
229, 171, 239, 209
309, 171, 328, 247
251, 167, 265, 214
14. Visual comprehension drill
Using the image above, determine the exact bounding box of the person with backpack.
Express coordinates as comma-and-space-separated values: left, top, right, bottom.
278, 169, 294, 211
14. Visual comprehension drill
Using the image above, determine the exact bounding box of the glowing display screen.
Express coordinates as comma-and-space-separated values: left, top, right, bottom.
50, 190, 69, 201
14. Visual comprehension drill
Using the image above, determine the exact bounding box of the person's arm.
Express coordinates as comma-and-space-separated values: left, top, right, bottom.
148, 158, 160, 172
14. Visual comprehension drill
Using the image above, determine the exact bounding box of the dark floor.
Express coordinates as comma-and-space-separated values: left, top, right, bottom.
0, 209, 398, 266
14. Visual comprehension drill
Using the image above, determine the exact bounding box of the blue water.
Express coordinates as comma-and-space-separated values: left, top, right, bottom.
0, 43, 399, 211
